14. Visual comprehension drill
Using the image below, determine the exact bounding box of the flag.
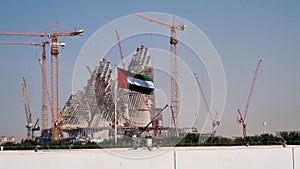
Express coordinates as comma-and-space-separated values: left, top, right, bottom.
117, 67, 154, 95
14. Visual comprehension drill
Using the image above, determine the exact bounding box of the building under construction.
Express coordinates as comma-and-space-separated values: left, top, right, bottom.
41, 45, 166, 142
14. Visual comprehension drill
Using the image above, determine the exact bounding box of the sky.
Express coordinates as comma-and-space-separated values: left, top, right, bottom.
0, 0, 300, 140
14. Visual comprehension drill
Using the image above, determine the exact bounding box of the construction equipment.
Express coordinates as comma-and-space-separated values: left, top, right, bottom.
131, 105, 168, 150
237, 59, 262, 138
39, 41, 65, 131
22, 78, 40, 140
0, 26, 84, 141
115, 30, 126, 69
135, 13, 186, 131
139, 104, 168, 135
0, 41, 65, 131
194, 73, 220, 137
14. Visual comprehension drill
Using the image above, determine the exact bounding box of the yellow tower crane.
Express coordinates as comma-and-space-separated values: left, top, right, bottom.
135, 13, 186, 134
21, 77, 40, 140
0, 27, 84, 141
0, 41, 65, 132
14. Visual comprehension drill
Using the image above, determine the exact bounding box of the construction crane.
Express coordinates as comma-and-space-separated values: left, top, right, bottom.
115, 30, 126, 69
0, 26, 84, 141
0, 41, 65, 131
38, 41, 65, 131
22, 78, 40, 140
135, 13, 186, 131
237, 59, 262, 138
194, 73, 220, 137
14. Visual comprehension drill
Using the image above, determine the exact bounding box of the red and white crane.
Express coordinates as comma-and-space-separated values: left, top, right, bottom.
194, 73, 220, 137
237, 59, 262, 138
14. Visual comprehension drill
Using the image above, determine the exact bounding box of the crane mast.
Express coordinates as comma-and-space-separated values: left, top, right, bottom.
40, 43, 49, 131
170, 18, 180, 132
238, 59, 262, 138
135, 13, 186, 132
38, 40, 65, 131
51, 34, 60, 141
0, 27, 84, 141
49, 29, 83, 141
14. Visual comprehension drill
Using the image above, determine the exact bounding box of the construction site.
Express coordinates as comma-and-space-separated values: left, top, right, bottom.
0, 14, 197, 145
3, 1, 300, 168
0, 14, 265, 146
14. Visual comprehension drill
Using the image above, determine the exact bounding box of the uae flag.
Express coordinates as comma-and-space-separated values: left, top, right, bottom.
117, 67, 154, 95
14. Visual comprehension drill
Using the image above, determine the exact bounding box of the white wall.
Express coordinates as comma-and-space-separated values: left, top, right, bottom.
0, 148, 174, 169
0, 146, 299, 169
295, 147, 300, 169
176, 146, 293, 169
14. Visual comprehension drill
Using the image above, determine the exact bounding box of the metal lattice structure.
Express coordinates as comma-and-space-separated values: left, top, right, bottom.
60, 45, 155, 139
61, 58, 114, 129
126, 45, 154, 127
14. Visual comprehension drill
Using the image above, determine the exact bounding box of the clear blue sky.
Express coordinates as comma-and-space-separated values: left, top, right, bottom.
0, 0, 299, 140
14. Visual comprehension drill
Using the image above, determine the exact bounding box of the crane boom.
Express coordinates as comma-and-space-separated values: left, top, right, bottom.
135, 13, 186, 31
243, 59, 262, 120
194, 73, 211, 119
0, 29, 84, 37
115, 30, 126, 69
238, 59, 262, 138
22, 78, 32, 124
194, 73, 220, 137
0, 41, 42, 46
22, 78, 40, 140
22, 78, 34, 140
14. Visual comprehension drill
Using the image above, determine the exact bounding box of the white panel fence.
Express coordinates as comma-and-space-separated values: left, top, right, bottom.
0, 146, 299, 169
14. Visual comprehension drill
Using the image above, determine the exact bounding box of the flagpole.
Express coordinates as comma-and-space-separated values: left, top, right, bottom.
114, 65, 117, 144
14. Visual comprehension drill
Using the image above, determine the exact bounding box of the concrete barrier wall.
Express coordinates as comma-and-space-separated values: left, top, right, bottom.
0, 146, 299, 169
0, 149, 174, 169
295, 147, 300, 169
176, 146, 293, 169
